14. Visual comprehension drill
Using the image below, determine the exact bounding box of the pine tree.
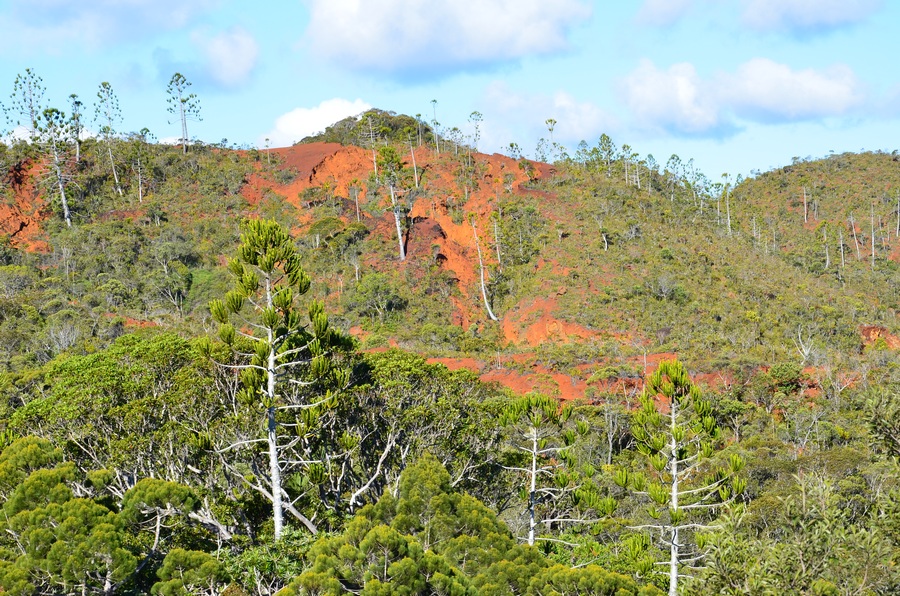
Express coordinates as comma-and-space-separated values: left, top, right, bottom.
95, 81, 123, 196
616, 360, 744, 596
166, 73, 201, 154
207, 219, 351, 540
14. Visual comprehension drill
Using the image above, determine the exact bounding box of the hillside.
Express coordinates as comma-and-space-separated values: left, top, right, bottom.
4, 136, 900, 399
1, 118, 899, 594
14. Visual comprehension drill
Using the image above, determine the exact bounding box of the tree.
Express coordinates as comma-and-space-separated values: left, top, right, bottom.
37, 107, 75, 227
376, 145, 407, 261
469, 214, 499, 322
501, 394, 614, 546
616, 360, 744, 596
95, 81, 124, 196
0, 438, 137, 595
128, 128, 154, 203
166, 73, 201, 154
9, 68, 45, 143
68, 94, 83, 163
279, 454, 660, 596
208, 219, 351, 540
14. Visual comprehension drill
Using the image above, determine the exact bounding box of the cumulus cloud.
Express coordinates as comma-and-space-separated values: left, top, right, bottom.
153, 26, 260, 91
304, 0, 592, 78
192, 27, 259, 88
741, 0, 882, 33
620, 58, 864, 136
635, 0, 694, 27
481, 82, 619, 155
263, 98, 372, 147
725, 58, 863, 121
621, 60, 723, 135
1, 0, 218, 50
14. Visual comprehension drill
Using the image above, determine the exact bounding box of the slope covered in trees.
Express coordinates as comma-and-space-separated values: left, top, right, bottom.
0, 98, 899, 593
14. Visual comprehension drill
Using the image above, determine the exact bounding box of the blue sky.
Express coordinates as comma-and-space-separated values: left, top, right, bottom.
1, 0, 898, 178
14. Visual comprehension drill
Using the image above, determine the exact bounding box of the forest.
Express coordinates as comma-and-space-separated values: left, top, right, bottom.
0, 70, 898, 595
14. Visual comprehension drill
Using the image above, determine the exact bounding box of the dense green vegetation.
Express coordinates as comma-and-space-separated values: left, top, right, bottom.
1, 82, 899, 592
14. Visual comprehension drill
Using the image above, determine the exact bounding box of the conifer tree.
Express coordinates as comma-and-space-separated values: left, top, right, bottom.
37, 107, 75, 227
616, 360, 744, 596
166, 73, 201, 154
9, 68, 45, 143
208, 219, 351, 540
95, 81, 123, 196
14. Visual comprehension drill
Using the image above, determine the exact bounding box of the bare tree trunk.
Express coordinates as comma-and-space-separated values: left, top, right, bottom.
528, 430, 537, 546
471, 217, 499, 321
265, 276, 284, 540
726, 191, 732, 236
850, 215, 861, 260
180, 105, 188, 155
803, 187, 808, 223
669, 397, 680, 596
369, 118, 377, 178
823, 226, 830, 269
107, 142, 122, 196
871, 204, 876, 270
51, 144, 72, 227
494, 216, 503, 272
389, 185, 406, 261
408, 135, 419, 189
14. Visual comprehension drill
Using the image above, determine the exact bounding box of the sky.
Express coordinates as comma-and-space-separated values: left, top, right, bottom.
1, 0, 898, 179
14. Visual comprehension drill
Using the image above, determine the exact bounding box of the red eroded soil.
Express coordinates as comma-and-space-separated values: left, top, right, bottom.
501, 296, 603, 346
1, 161, 50, 251
245, 144, 547, 329
860, 324, 900, 349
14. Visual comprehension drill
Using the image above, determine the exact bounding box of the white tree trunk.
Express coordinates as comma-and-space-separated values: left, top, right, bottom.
528, 430, 537, 546
471, 218, 499, 321
265, 275, 284, 540
669, 398, 679, 596
107, 142, 122, 196
52, 144, 72, 227
389, 185, 406, 261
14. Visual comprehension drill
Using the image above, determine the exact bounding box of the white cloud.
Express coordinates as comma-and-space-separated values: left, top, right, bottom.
481, 82, 619, 155
304, 0, 592, 77
636, 0, 694, 26
621, 60, 723, 135
193, 27, 259, 88
741, 0, 882, 33
724, 58, 863, 121
263, 98, 371, 147
620, 58, 865, 136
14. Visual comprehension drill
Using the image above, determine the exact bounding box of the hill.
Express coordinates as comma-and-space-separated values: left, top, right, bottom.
0, 116, 899, 594
4, 133, 900, 399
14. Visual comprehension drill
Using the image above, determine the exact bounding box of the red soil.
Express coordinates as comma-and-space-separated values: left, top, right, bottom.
860, 324, 900, 349
1, 161, 50, 251
501, 296, 603, 346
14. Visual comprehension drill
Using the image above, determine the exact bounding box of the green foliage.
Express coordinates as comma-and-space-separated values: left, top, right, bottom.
0, 438, 137, 595
279, 454, 659, 596
300, 109, 433, 147
692, 474, 899, 594
152, 549, 224, 596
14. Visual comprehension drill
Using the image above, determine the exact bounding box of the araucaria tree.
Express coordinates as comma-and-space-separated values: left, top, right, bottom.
501, 394, 614, 546
616, 360, 744, 596
95, 81, 123, 196
37, 107, 75, 227
9, 68, 45, 143
208, 219, 351, 540
166, 72, 201, 154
